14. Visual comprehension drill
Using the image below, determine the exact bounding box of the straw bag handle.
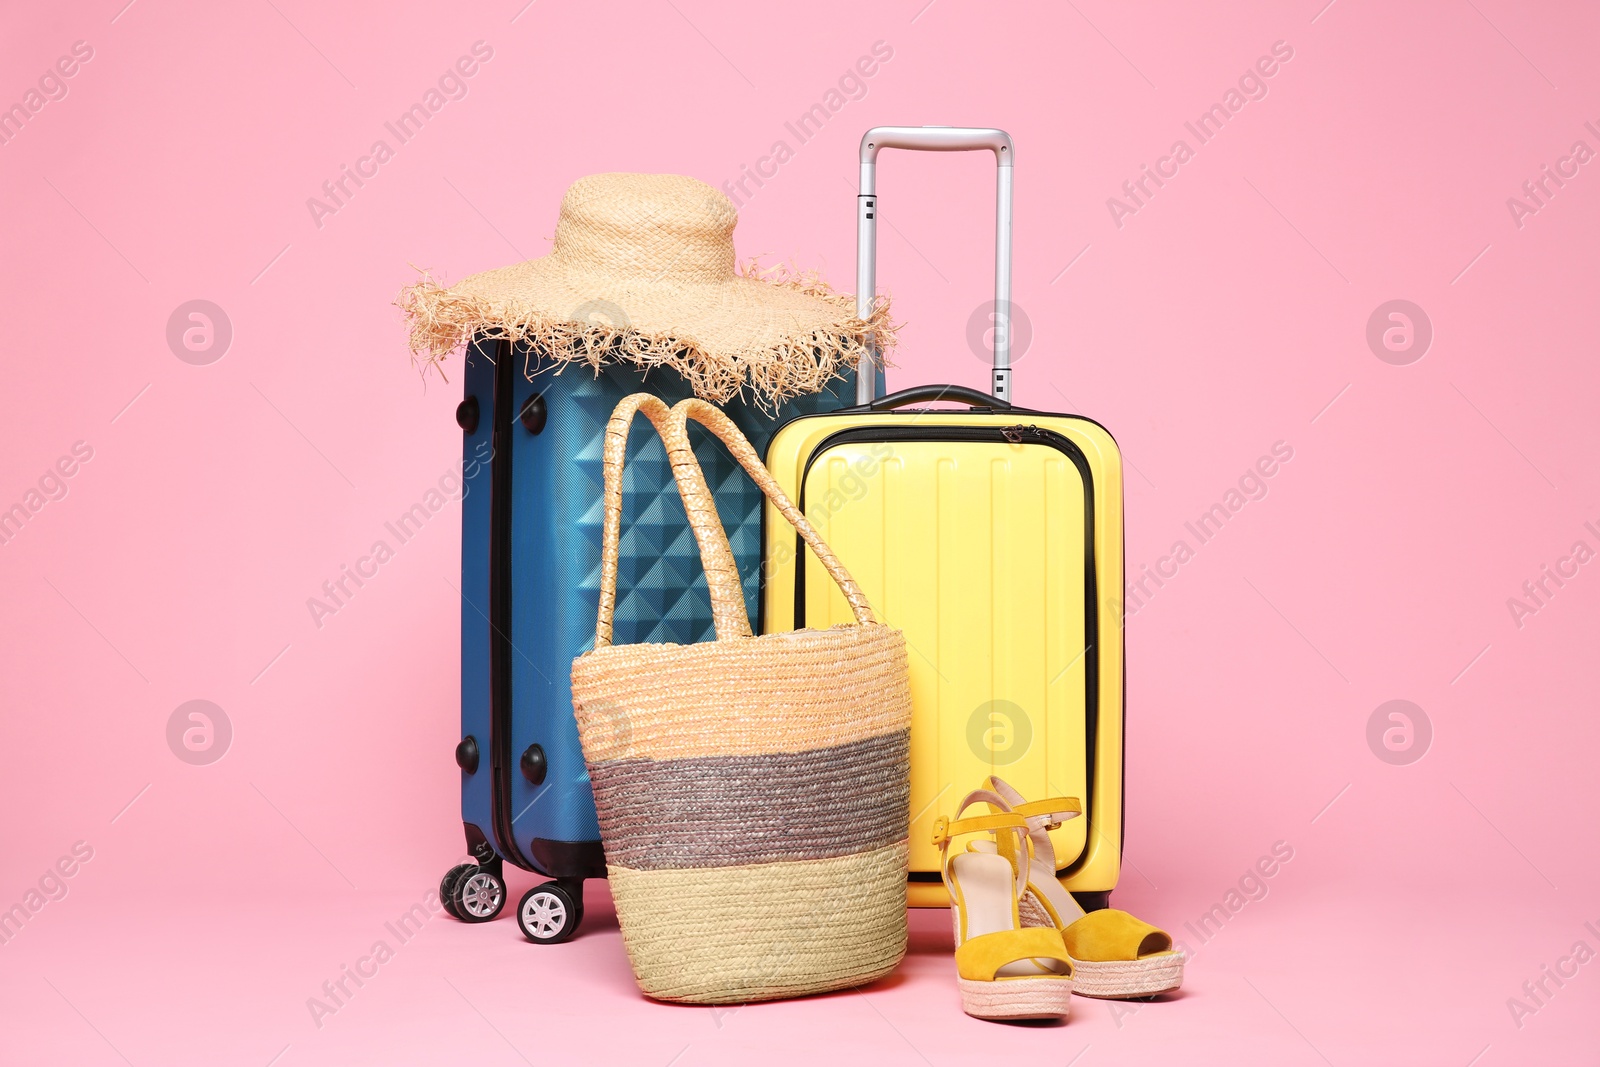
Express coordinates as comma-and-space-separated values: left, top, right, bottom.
662, 398, 877, 637
593, 393, 744, 648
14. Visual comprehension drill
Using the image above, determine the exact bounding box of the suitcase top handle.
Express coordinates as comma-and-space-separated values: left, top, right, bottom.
856, 126, 1015, 407
843, 383, 1013, 414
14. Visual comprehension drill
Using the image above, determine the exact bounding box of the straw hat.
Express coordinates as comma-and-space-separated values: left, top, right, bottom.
401, 173, 894, 404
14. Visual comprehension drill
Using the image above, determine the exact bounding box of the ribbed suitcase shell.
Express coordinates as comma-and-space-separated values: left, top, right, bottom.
458, 335, 866, 881
761, 407, 1124, 906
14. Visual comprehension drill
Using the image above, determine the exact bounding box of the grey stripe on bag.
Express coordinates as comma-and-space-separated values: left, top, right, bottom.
589, 729, 910, 871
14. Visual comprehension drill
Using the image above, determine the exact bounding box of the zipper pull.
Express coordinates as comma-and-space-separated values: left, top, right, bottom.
1002, 426, 1024, 443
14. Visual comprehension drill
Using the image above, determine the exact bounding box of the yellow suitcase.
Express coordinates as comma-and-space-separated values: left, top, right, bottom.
761, 128, 1125, 909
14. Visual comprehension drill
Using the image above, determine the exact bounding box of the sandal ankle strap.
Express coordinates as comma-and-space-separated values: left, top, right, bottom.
931, 811, 1031, 849
1009, 796, 1082, 831
983, 776, 1082, 827
983, 777, 1083, 874
937, 792, 1037, 899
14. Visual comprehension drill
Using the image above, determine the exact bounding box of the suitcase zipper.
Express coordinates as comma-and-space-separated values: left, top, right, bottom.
486, 338, 537, 872
1002, 423, 1037, 443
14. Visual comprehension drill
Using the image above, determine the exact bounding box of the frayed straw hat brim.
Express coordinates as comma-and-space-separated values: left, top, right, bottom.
400, 172, 894, 405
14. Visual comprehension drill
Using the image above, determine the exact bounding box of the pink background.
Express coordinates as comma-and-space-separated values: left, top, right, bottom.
3, 1, 1598, 1063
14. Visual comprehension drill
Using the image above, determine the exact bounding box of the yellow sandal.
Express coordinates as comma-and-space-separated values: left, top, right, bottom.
935, 791, 1075, 1021
981, 777, 1185, 1000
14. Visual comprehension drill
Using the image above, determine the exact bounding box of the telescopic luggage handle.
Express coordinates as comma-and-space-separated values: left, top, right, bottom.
855, 126, 1015, 405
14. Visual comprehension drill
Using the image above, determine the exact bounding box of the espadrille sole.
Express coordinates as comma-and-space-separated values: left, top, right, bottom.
958, 976, 1074, 1020
1067, 953, 1184, 1000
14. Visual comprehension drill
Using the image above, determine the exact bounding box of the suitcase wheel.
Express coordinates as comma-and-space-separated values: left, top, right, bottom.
439, 863, 478, 919
517, 880, 582, 944
450, 865, 507, 923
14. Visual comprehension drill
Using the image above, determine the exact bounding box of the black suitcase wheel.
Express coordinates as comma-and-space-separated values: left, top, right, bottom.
517, 880, 582, 944
439, 863, 477, 920
451, 866, 507, 923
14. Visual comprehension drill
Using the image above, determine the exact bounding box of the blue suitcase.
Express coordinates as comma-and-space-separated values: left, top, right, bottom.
439, 334, 871, 940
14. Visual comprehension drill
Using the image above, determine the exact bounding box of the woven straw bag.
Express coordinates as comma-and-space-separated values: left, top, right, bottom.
570, 393, 913, 1005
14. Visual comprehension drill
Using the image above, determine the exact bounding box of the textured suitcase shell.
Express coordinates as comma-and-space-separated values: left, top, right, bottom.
458, 334, 867, 881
